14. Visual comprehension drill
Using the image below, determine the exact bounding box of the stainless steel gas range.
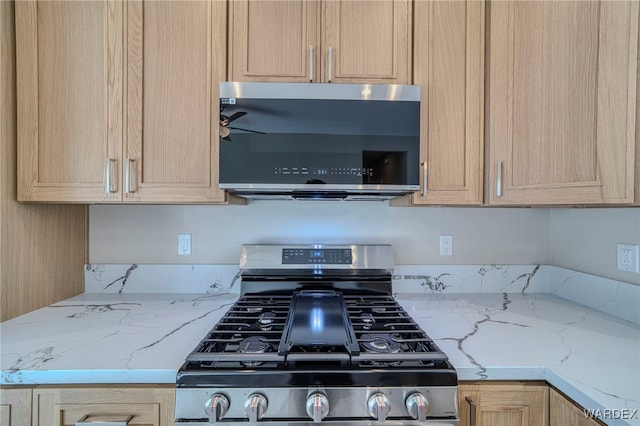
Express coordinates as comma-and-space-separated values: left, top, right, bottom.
174, 245, 458, 425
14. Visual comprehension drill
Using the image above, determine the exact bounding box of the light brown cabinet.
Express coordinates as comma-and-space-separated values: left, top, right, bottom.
0, 388, 32, 426
123, 0, 227, 203
550, 388, 604, 426
16, 0, 123, 202
16, 0, 230, 204
32, 386, 174, 426
487, 1, 639, 205
394, 0, 485, 206
458, 382, 549, 426
228, 0, 412, 84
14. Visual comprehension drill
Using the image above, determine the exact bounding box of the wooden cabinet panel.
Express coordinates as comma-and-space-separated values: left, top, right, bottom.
550, 389, 604, 426
32, 386, 174, 426
0, 388, 32, 426
229, 0, 320, 82
459, 383, 549, 426
321, 0, 411, 84
403, 0, 484, 205
229, 0, 411, 84
124, 0, 227, 203
16, 0, 123, 202
488, 1, 638, 205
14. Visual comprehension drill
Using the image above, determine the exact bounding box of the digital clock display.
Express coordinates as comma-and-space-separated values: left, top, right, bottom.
282, 248, 352, 264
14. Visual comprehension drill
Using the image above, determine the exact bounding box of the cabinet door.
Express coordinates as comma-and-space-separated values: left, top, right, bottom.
16, 0, 123, 202
322, 0, 412, 84
229, 0, 321, 82
32, 386, 174, 426
459, 383, 549, 426
549, 389, 604, 426
488, 1, 639, 205
0, 388, 31, 426
409, 0, 484, 205
125, 0, 227, 203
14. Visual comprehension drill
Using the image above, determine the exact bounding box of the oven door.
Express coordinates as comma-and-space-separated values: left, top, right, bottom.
175, 421, 459, 425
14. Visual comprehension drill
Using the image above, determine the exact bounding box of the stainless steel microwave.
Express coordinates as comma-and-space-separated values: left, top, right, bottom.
218, 82, 420, 200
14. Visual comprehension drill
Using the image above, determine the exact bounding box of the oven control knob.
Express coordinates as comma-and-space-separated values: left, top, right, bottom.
367, 393, 391, 421
405, 392, 430, 421
205, 393, 230, 422
306, 392, 330, 422
244, 393, 268, 422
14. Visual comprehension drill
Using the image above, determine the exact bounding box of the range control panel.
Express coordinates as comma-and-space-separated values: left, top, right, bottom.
282, 248, 353, 264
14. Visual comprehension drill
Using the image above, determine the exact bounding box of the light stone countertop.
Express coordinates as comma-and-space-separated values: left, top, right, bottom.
1, 291, 638, 426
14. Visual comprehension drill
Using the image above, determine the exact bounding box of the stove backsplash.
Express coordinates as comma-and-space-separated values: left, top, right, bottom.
84, 264, 638, 325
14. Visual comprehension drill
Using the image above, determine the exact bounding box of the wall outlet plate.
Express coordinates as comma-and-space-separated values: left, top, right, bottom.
440, 235, 453, 256
617, 243, 639, 273
178, 233, 192, 256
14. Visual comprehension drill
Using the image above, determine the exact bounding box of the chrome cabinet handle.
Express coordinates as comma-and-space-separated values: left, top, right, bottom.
421, 161, 427, 197
125, 159, 135, 194
105, 158, 116, 194
496, 161, 503, 198
76, 414, 133, 426
465, 397, 477, 426
327, 46, 333, 82
309, 45, 314, 82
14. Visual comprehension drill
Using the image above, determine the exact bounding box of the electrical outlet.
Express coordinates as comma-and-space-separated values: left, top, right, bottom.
178, 233, 191, 256
440, 235, 453, 256
617, 243, 639, 273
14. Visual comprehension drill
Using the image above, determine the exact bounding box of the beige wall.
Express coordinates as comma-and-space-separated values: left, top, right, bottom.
89, 203, 550, 265
550, 208, 640, 285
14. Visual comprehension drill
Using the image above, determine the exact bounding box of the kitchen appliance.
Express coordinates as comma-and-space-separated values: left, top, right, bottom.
174, 244, 458, 425
218, 82, 421, 201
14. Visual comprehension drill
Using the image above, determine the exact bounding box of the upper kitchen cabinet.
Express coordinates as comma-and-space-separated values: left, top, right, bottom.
228, 0, 412, 84
487, 1, 639, 205
398, 0, 485, 205
16, 0, 230, 203
123, 0, 227, 203
16, 1, 123, 202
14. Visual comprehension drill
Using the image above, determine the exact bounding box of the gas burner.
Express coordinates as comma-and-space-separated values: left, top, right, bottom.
238, 336, 273, 366
360, 313, 375, 330
360, 334, 401, 354
257, 312, 276, 330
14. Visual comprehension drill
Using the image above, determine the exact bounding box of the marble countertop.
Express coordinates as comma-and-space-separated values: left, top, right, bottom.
1, 292, 638, 426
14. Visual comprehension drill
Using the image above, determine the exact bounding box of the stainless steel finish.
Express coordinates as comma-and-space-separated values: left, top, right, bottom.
175, 387, 459, 421
105, 158, 116, 193
306, 393, 329, 423
125, 159, 134, 194
405, 392, 430, 421
174, 421, 459, 426
367, 393, 391, 421
76, 414, 133, 426
465, 397, 476, 426
205, 394, 230, 423
309, 45, 314, 81
327, 47, 333, 82
421, 161, 427, 197
245, 393, 268, 422
220, 82, 420, 102
496, 161, 503, 198
239, 244, 394, 273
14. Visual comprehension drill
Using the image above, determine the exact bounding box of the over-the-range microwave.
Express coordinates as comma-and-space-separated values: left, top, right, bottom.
218, 82, 420, 201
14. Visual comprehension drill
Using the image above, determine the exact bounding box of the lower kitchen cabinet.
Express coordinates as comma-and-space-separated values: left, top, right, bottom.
32, 385, 175, 426
0, 387, 32, 426
458, 382, 549, 426
550, 388, 605, 426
